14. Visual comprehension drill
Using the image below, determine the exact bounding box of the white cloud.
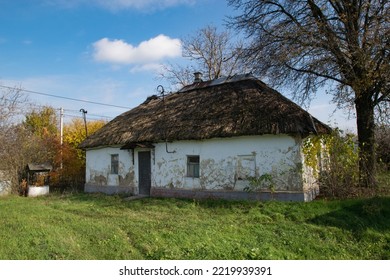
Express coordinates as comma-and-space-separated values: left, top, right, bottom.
92, 35, 182, 65
129, 63, 164, 73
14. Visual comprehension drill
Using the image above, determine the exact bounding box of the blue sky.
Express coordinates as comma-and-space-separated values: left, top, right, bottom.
0, 0, 356, 131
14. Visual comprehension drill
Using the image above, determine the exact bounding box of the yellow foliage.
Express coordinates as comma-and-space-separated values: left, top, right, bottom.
63, 118, 106, 160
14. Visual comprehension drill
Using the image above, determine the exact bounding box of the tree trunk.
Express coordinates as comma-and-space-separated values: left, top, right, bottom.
355, 94, 376, 187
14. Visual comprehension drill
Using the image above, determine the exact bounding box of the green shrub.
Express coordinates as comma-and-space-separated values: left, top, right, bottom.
319, 130, 360, 198
376, 125, 390, 171
245, 173, 275, 192
303, 129, 360, 199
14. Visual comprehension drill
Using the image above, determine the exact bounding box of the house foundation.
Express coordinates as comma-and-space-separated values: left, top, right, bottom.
151, 187, 319, 202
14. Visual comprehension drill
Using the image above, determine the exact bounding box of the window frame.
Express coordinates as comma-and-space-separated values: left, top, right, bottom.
186, 155, 200, 178
111, 154, 119, 175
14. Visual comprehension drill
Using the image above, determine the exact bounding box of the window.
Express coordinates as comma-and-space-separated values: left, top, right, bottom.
187, 155, 200, 178
111, 154, 119, 174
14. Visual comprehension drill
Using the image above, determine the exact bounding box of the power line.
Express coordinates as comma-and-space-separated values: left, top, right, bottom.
62, 113, 111, 120
2, 98, 114, 120
0, 85, 132, 110
63, 108, 113, 119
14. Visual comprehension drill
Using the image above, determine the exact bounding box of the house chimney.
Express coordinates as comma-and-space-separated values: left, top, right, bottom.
193, 72, 203, 83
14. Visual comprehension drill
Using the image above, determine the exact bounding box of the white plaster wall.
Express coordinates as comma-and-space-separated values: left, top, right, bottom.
151, 135, 304, 192
85, 147, 133, 186
85, 135, 308, 194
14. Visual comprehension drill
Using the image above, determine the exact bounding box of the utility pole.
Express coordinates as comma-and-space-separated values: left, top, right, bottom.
80, 108, 88, 137
60, 107, 64, 169
60, 107, 64, 146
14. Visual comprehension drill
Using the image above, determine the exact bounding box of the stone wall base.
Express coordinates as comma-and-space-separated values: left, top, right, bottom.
84, 184, 134, 195
151, 187, 319, 202
84, 184, 319, 202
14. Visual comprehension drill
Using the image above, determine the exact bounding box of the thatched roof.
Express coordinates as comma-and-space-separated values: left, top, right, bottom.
79, 74, 331, 150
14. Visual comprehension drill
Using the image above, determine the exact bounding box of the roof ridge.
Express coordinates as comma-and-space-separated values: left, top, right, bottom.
178, 73, 256, 93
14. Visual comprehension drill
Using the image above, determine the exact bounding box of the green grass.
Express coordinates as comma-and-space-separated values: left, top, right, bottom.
0, 193, 389, 260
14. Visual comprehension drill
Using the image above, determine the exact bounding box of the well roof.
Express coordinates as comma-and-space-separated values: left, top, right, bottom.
79, 74, 331, 149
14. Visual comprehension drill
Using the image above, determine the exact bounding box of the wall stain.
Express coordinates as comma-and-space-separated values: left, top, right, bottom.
119, 169, 135, 187
93, 175, 107, 186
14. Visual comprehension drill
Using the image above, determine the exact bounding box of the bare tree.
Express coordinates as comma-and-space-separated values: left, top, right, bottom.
0, 85, 29, 192
159, 63, 196, 90
160, 25, 246, 89
0, 85, 26, 127
228, 0, 390, 187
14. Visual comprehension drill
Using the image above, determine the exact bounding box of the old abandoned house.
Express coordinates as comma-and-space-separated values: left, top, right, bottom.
79, 74, 331, 201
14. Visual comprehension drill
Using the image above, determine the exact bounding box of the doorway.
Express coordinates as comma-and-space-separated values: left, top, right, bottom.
138, 151, 151, 195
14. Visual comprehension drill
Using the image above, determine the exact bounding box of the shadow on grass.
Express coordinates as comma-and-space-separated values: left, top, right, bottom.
308, 197, 390, 234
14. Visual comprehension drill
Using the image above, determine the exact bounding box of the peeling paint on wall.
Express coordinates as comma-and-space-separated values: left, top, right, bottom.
149, 135, 306, 192
200, 158, 236, 190
85, 148, 135, 193
85, 135, 320, 199
119, 169, 135, 187
90, 173, 107, 186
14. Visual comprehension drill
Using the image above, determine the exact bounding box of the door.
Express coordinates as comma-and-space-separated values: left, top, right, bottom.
138, 151, 151, 195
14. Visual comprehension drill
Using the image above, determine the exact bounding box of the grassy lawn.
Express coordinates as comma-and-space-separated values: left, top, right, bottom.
0, 193, 389, 260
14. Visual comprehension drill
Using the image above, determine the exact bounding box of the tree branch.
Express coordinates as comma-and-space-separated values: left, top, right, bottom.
284, 61, 345, 84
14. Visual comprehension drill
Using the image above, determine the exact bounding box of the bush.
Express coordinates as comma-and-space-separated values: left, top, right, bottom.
312, 129, 390, 199
376, 125, 390, 171
318, 130, 360, 198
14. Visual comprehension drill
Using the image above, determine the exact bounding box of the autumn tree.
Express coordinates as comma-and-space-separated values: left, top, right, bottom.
63, 118, 106, 161
24, 106, 58, 137
21, 106, 106, 191
22, 106, 60, 166
228, 0, 390, 187
160, 25, 246, 88
0, 86, 52, 192
53, 118, 106, 191
0, 84, 107, 193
